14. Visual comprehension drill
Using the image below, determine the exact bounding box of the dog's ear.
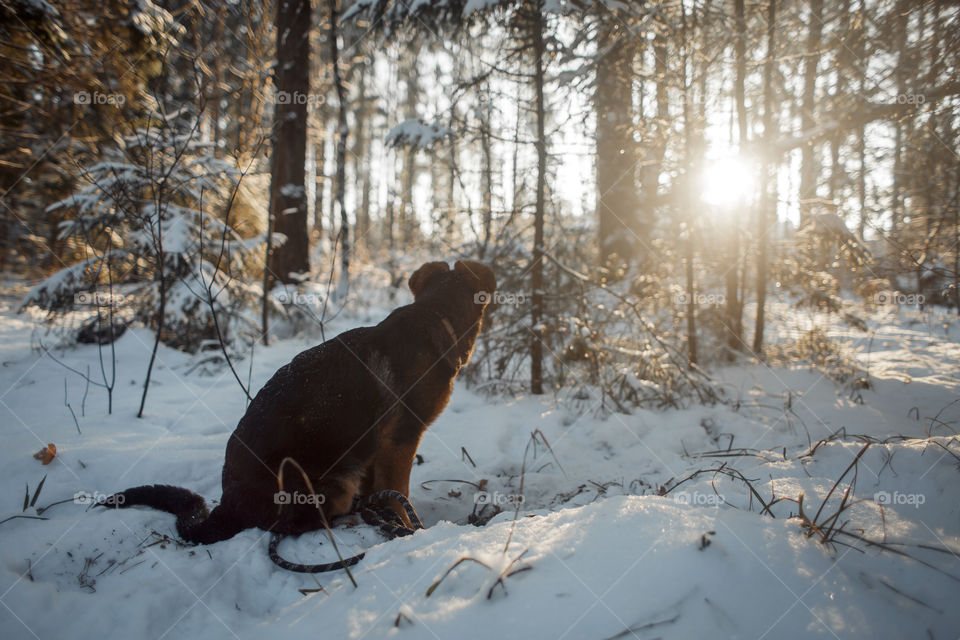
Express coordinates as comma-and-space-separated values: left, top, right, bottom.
409, 261, 450, 299
454, 260, 496, 297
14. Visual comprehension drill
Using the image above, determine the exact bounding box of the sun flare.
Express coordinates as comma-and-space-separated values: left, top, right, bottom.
700, 156, 755, 208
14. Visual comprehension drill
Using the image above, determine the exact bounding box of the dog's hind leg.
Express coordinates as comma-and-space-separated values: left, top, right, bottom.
268, 473, 368, 574
318, 475, 362, 521
271, 473, 362, 535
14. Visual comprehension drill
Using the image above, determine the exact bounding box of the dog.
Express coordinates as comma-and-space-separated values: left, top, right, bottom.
103, 260, 496, 560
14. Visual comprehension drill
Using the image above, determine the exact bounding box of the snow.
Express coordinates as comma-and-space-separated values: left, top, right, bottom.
341, 0, 373, 22
808, 212, 863, 247
279, 184, 305, 199
20, 256, 100, 310
19, 0, 59, 18
129, 0, 184, 43
385, 119, 454, 150
342, 0, 636, 21
463, 0, 502, 16
407, 0, 434, 14
1, 279, 959, 639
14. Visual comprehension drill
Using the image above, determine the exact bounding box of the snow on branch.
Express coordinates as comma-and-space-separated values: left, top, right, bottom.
385, 119, 454, 150
770, 81, 960, 154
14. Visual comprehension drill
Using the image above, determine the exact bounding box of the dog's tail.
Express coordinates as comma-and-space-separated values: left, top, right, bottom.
101, 485, 243, 544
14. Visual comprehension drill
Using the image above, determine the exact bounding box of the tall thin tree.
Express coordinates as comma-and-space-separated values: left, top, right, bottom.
753, 0, 777, 355
268, 0, 311, 284
799, 0, 823, 222
530, 0, 547, 395
328, 0, 350, 294
596, 16, 640, 269
726, 0, 748, 353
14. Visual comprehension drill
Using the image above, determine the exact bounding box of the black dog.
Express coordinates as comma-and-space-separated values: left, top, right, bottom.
104, 261, 495, 562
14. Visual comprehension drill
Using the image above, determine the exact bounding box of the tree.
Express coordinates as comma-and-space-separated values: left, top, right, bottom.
595, 16, 640, 269
725, 0, 748, 354
529, 0, 547, 395
753, 0, 778, 355
799, 0, 823, 222
890, 0, 910, 232
267, 0, 311, 285
680, 0, 697, 366
328, 0, 350, 296
23, 110, 262, 415
0, 0, 181, 271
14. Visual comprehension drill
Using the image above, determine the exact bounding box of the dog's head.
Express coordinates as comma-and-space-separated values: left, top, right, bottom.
408, 260, 496, 309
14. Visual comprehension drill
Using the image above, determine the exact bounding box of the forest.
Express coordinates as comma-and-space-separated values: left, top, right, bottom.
0, 0, 959, 638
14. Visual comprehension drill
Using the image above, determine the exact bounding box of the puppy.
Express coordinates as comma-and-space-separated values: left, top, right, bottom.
104, 260, 496, 545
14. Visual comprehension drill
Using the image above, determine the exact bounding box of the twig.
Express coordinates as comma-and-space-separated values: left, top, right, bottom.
878, 577, 943, 613
0, 514, 49, 526
602, 613, 680, 640
425, 557, 492, 597
811, 444, 869, 527
277, 456, 358, 588
487, 549, 531, 599
64, 378, 81, 434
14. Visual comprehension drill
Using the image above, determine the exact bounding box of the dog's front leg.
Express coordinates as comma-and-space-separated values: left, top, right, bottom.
370, 439, 419, 528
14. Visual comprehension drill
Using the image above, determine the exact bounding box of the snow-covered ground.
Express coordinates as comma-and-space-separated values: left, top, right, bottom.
1, 280, 958, 640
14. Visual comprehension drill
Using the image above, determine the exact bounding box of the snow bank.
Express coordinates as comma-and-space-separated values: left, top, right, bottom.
1, 289, 958, 639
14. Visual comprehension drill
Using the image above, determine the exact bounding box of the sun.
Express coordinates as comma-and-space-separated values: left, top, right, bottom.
700, 155, 755, 208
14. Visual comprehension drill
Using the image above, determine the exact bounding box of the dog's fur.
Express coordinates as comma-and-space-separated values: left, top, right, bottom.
105, 260, 496, 544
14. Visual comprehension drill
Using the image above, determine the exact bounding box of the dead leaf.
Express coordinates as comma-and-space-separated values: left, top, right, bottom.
33, 443, 56, 465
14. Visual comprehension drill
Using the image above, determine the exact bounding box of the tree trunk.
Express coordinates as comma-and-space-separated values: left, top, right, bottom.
479, 91, 494, 257
268, 0, 311, 284
386, 197, 396, 251
447, 124, 458, 242
799, 0, 823, 223
313, 140, 325, 235
399, 51, 420, 244
595, 18, 640, 269
262, 195, 273, 346
753, 0, 777, 355
725, 0, 747, 354
680, 0, 697, 366
638, 32, 668, 268
354, 65, 371, 246
328, 0, 349, 295
954, 204, 959, 315
140, 190, 167, 418
400, 148, 416, 243
854, 0, 867, 239
511, 95, 522, 213
829, 0, 849, 203
530, 3, 547, 395
891, 0, 909, 234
